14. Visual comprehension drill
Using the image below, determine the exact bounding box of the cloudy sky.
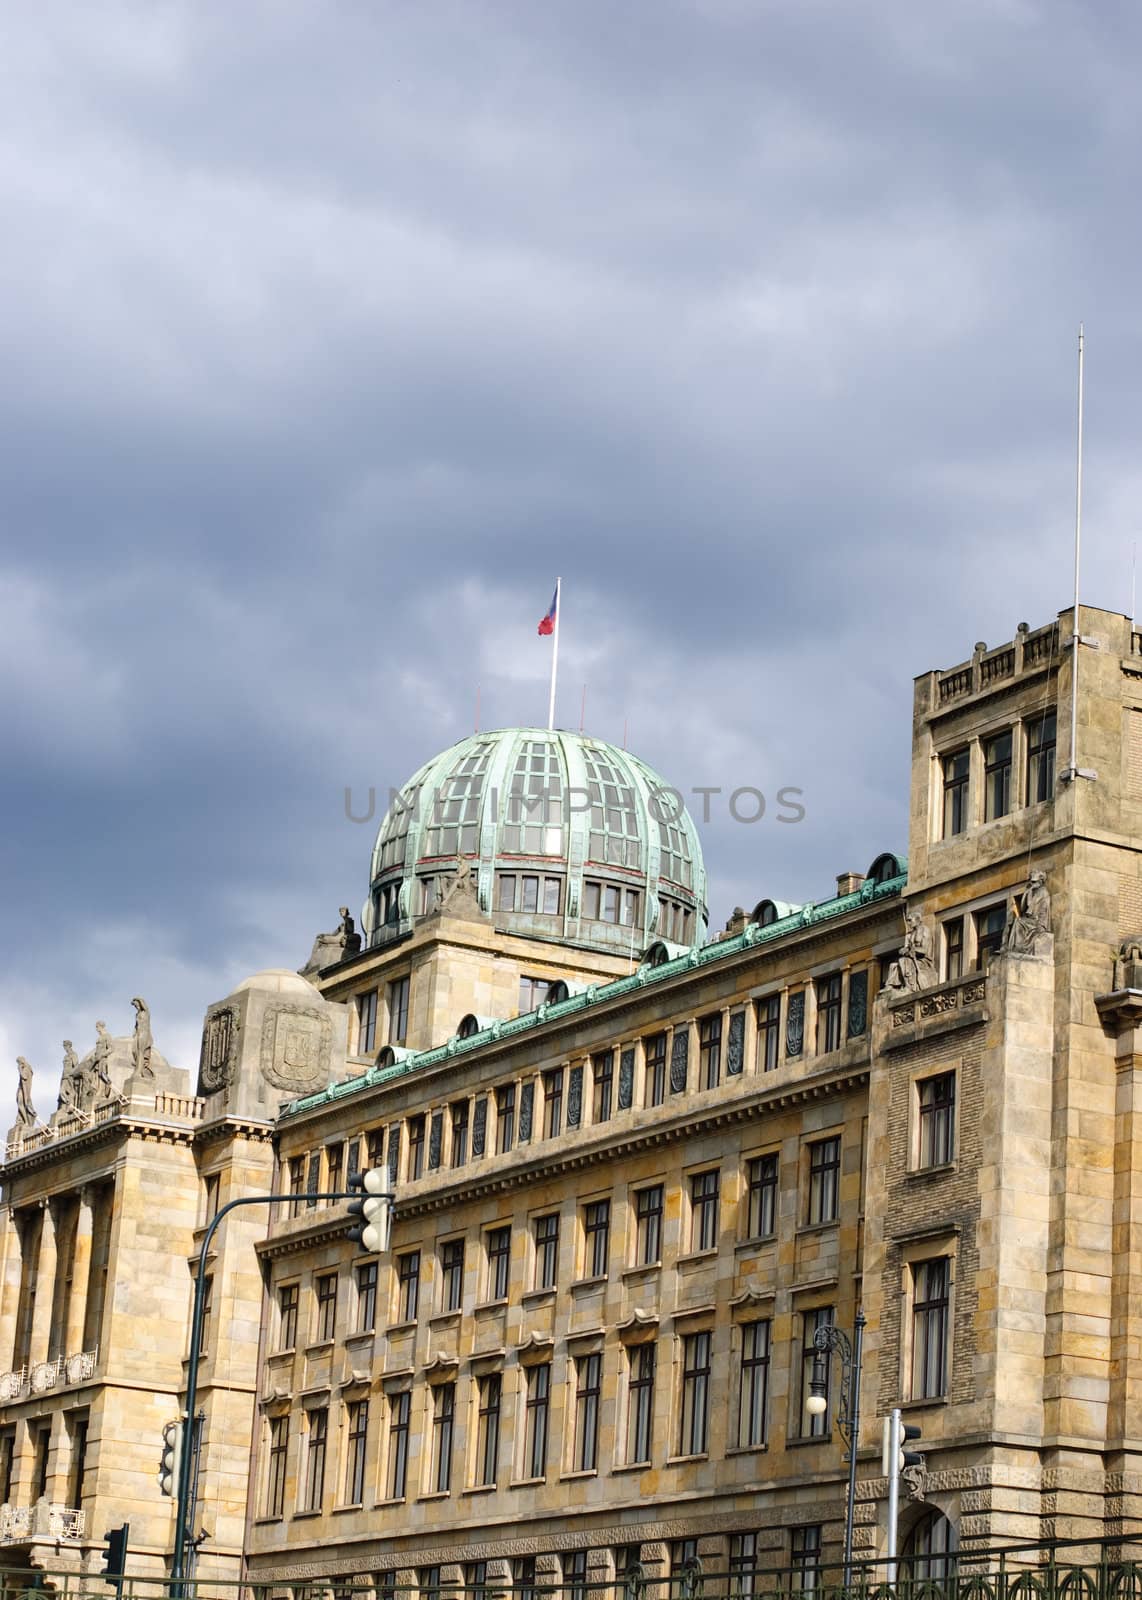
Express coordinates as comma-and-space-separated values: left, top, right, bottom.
3, 0, 1142, 1106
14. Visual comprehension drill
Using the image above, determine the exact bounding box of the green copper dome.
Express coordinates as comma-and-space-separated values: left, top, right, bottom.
363, 728, 708, 957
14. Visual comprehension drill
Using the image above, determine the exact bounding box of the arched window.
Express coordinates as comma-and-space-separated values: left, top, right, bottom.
901, 1509, 957, 1580
867, 852, 905, 886
456, 1015, 482, 1040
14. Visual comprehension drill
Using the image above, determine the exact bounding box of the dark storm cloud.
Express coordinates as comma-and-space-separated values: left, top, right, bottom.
4, 0, 1142, 1090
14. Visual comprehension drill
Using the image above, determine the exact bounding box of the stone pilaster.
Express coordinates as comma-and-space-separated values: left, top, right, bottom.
65, 1187, 95, 1359
0, 1209, 24, 1374
27, 1201, 57, 1369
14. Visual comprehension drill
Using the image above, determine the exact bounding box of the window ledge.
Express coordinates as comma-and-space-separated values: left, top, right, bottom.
665, 1453, 709, 1466
901, 1395, 948, 1410
570, 1275, 607, 1295
304, 1340, 334, 1355
521, 1286, 556, 1306
475, 1298, 509, 1316
373, 1496, 406, 1508
253, 1516, 284, 1525
461, 1484, 498, 1497
428, 1310, 461, 1329
621, 1262, 662, 1280
291, 1509, 323, 1520
734, 1237, 776, 1254
906, 1162, 958, 1181
269, 1347, 296, 1359
559, 1469, 598, 1482
387, 1319, 417, 1336
509, 1476, 546, 1489
332, 1502, 364, 1514
345, 1328, 375, 1344
725, 1444, 769, 1457
784, 1434, 829, 1448
611, 1460, 651, 1475
417, 1491, 451, 1502
796, 1221, 839, 1238
676, 1249, 718, 1267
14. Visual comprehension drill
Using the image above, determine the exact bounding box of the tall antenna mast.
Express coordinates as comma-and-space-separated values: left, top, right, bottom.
1064, 324, 1097, 784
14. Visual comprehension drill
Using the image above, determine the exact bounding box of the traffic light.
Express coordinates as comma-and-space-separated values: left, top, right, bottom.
158, 1418, 183, 1497
101, 1522, 129, 1587
882, 1414, 924, 1475
346, 1166, 392, 1254
900, 1421, 924, 1471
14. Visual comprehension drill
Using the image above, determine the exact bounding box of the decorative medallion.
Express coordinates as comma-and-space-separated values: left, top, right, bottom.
726, 1012, 745, 1076
428, 1112, 443, 1170
386, 1126, 401, 1184
567, 1066, 583, 1127
518, 1082, 534, 1143
260, 1005, 331, 1093
472, 1096, 488, 1156
670, 1029, 689, 1094
786, 992, 805, 1058
618, 1049, 635, 1109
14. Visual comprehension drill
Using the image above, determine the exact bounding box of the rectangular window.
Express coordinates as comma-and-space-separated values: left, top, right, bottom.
1027, 708, 1057, 803
421, 1569, 442, 1600
671, 1540, 700, 1579
574, 1352, 601, 1471
583, 1199, 611, 1279
592, 1050, 614, 1122
521, 875, 540, 913
699, 1013, 722, 1089
496, 1084, 516, 1153
975, 902, 1007, 969
690, 1169, 720, 1253
475, 1373, 502, 1486
757, 995, 781, 1072
521, 1356, 550, 1478
800, 1309, 833, 1437
523, 1363, 550, 1479
30, 1423, 50, 1501
265, 1415, 288, 1518
466, 1563, 489, 1600
534, 1214, 559, 1290
791, 1526, 822, 1593
737, 1321, 771, 1448
441, 1239, 465, 1312
356, 1261, 377, 1332
388, 976, 410, 1044
486, 1226, 511, 1302
344, 1399, 368, 1504
357, 989, 378, 1056
288, 1156, 306, 1217
635, 1185, 664, 1266
514, 1558, 537, 1600
746, 1153, 778, 1239
397, 1251, 420, 1322
563, 1552, 588, 1600
911, 1258, 951, 1398
315, 1272, 338, 1343
304, 1407, 328, 1511
815, 973, 842, 1055
944, 917, 965, 981
203, 1172, 221, 1225
942, 748, 971, 838
918, 1072, 956, 1166
431, 1383, 455, 1493
499, 876, 516, 912
807, 1137, 840, 1226
387, 1390, 410, 1498
451, 1100, 469, 1167
543, 1068, 564, 1138
679, 1330, 712, 1455
67, 1414, 88, 1509
407, 1115, 426, 1180
604, 884, 621, 923
626, 1343, 655, 1463
278, 1283, 299, 1351
325, 1142, 344, 1197
584, 881, 601, 920
984, 729, 1013, 821
645, 1032, 667, 1106
730, 1533, 759, 1599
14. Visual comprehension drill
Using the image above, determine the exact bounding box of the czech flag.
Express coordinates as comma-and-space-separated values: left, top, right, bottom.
537, 585, 558, 637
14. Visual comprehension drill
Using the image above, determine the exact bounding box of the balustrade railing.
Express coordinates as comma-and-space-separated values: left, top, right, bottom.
0, 1502, 85, 1542
0, 1347, 97, 1403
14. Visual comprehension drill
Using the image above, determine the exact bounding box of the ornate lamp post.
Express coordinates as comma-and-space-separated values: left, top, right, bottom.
804, 1308, 866, 1587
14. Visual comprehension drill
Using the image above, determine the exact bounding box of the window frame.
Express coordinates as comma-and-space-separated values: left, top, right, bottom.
582, 1198, 611, 1280
678, 1329, 712, 1456
440, 1238, 465, 1313
815, 973, 843, 1055
698, 1013, 722, 1090
485, 1225, 512, 1303
573, 1351, 602, 1472
757, 994, 781, 1072
737, 1320, 771, 1449
806, 1136, 841, 1227
396, 1250, 421, 1323
689, 1169, 720, 1253
523, 1361, 551, 1480
534, 1213, 560, 1290
917, 1070, 957, 1168
644, 1032, 668, 1107
745, 1153, 778, 1240
626, 1342, 656, 1465
634, 1184, 664, 1266
983, 728, 1013, 821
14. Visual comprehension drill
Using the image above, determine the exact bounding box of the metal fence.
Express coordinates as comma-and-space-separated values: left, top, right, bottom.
1, 1540, 1141, 1600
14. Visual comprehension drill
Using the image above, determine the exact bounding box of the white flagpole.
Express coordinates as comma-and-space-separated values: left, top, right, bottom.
547, 577, 562, 731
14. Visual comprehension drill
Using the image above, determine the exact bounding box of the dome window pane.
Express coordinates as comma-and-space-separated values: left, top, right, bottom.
544, 826, 562, 855
603, 886, 621, 923
584, 882, 601, 920
543, 877, 561, 914
521, 876, 540, 913
499, 877, 516, 912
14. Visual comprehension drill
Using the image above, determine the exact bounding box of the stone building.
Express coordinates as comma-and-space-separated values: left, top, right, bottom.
2, 604, 1141, 1588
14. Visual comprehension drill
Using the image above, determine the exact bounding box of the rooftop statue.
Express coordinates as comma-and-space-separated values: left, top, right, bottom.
1004, 870, 1052, 958
57, 1041, 84, 1114
131, 997, 154, 1080
90, 1021, 114, 1101
885, 910, 938, 993
301, 906, 363, 976
15, 1057, 36, 1128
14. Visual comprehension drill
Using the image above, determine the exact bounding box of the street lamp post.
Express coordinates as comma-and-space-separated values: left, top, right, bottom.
804, 1308, 866, 1588
171, 1184, 394, 1593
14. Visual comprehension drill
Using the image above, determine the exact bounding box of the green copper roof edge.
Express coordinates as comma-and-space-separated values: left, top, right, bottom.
282, 869, 907, 1120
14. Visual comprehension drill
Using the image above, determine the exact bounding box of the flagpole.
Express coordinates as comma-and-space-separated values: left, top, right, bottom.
547, 577, 561, 731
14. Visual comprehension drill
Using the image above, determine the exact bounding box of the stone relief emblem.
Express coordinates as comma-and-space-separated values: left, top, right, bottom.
199, 1006, 237, 1092
260, 1006, 331, 1093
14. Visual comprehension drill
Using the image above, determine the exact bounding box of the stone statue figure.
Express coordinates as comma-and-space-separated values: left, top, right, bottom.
90, 1021, 114, 1101
301, 905, 363, 975
15, 1057, 36, 1127
131, 997, 154, 1079
1004, 870, 1052, 957
885, 910, 939, 993
57, 1041, 84, 1114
